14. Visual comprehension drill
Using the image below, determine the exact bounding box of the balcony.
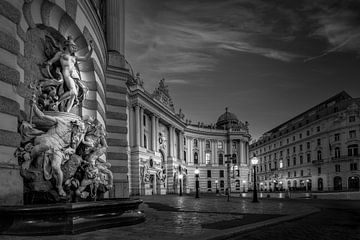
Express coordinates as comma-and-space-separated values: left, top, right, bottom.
332, 155, 360, 162
312, 159, 324, 165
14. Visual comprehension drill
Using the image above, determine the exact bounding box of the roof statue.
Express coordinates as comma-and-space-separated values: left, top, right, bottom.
152, 78, 175, 112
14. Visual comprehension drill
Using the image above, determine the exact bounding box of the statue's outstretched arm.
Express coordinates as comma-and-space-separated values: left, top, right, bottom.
45, 51, 61, 65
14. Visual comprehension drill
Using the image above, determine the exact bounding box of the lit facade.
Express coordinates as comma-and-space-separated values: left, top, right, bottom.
127, 78, 251, 195
249, 91, 360, 192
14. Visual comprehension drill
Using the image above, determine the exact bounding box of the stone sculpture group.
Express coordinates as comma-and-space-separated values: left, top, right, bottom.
14, 35, 113, 203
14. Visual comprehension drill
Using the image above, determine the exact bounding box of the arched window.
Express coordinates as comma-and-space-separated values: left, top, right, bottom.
193, 139, 198, 148
287, 180, 291, 189
348, 144, 359, 156
218, 153, 223, 165
348, 176, 360, 190
334, 176, 342, 191
334, 147, 341, 158
317, 150, 322, 160
206, 140, 211, 149
194, 152, 198, 164
318, 178, 323, 191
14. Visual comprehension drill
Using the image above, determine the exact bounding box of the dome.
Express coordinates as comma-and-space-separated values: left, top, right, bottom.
216, 108, 239, 127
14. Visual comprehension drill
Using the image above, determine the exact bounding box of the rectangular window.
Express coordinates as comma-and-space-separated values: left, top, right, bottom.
288, 172, 290, 178
307, 142, 310, 149
287, 138, 289, 144
317, 126, 320, 132
318, 167, 321, 174
307, 153, 311, 163
349, 130, 356, 139
143, 115, 146, 126
294, 171, 297, 177
335, 164, 340, 172
350, 163, 358, 171
287, 158, 290, 167
299, 133, 302, 139
307, 130, 310, 136
287, 149, 290, 155
207, 170, 211, 178
317, 138, 321, 146
293, 157, 296, 166
207, 181, 212, 189
219, 170, 224, 178
293, 136, 296, 142
349, 116, 356, 122
301, 170, 303, 176
334, 133, 340, 141
293, 146, 296, 153
300, 144, 303, 151
205, 153, 211, 165
300, 155, 303, 164
184, 151, 187, 162
217, 141, 223, 149
280, 151, 283, 157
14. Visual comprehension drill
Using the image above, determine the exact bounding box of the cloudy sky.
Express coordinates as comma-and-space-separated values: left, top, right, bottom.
125, 0, 360, 140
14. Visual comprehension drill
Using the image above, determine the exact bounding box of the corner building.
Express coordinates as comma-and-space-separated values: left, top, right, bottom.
128, 79, 251, 195
250, 91, 360, 192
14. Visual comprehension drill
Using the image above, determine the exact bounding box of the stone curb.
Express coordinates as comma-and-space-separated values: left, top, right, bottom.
204, 208, 321, 240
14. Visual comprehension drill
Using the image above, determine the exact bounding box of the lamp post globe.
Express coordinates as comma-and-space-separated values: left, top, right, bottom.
250, 156, 259, 203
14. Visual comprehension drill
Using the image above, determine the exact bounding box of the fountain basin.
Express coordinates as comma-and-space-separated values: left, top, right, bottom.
0, 198, 145, 235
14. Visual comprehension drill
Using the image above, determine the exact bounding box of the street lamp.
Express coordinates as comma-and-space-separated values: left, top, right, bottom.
224, 154, 232, 202
215, 179, 219, 195
195, 168, 200, 198
179, 174, 183, 196
251, 155, 259, 203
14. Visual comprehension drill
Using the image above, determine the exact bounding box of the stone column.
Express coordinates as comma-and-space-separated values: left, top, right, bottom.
140, 107, 144, 147
135, 105, 140, 147
155, 116, 159, 151
179, 132, 184, 162
240, 141, 245, 164
151, 114, 156, 151
106, 0, 125, 57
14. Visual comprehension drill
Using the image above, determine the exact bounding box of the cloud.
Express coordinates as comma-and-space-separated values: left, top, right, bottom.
304, 0, 360, 60
219, 42, 303, 62
166, 79, 190, 85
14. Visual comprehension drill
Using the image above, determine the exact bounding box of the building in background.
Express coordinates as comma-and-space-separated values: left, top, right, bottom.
127, 77, 251, 195
249, 91, 360, 192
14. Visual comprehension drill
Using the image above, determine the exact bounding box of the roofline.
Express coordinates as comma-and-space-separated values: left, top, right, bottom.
264, 91, 352, 135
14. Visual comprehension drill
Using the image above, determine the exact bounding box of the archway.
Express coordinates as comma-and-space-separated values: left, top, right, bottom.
348, 176, 359, 190
334, 176, 342, 191
306, 179, 312, 191
318, 178, 323, 191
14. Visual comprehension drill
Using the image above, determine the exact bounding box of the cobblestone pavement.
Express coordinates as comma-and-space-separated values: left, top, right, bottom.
0, 195, 318, 240
227, 199, 360, 240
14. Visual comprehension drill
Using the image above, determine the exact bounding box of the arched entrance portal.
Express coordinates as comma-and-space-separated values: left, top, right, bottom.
348, 176, 359, 190
334, 176, 342, 191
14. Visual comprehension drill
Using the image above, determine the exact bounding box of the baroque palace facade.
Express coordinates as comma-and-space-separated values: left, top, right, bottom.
249, 91, 360, 192
128, 77, 251, 196
0, 0, 250, 204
